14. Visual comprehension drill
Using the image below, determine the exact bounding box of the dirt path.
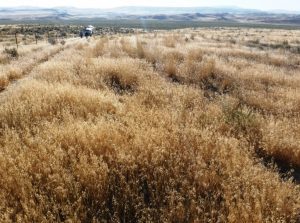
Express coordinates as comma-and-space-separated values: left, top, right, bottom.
0, 48, 64, 91
0, 39, 85, 102
0, 38, 83, 94
0, 39, 81, 102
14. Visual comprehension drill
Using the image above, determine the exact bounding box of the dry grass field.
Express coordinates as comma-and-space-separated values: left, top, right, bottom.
0, 27, 300, 222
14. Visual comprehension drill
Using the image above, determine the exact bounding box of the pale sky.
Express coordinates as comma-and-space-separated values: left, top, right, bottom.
0, 0, 299, 11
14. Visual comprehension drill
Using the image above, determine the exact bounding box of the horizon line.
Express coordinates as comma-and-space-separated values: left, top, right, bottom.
0, 5, 299, 13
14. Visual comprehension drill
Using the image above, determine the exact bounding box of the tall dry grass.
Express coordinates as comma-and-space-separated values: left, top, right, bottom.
0, 28, 300, 222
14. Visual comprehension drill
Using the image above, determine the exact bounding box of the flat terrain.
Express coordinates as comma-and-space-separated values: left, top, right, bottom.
0, 27, 300, 222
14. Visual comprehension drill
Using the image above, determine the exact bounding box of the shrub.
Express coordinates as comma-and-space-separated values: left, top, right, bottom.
4, 47, 18, 58
7, 68, 22, 81
223, 100, 262, 147
186, 49, 203, 62
96, 58, 140, 95
162, 51, 184, 81
35, 34, 43, 40
190, 33, 196, 40
198, 60, 235, 95
48, 37, 57, 45
230, 38, 237, 44
292, 46, 300, 54
249, 39, 260, 45
164, 59, 177, 79
60, 31, 67, 37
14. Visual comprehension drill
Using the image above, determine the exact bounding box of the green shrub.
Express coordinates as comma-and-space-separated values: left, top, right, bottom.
223, 101, 262, 147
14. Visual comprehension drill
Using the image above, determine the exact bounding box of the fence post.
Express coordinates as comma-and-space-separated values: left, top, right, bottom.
35, 33, 38, 45
15, 33, 18, 49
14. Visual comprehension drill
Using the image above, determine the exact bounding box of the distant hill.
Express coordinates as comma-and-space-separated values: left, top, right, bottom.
105, 6, 262, 15
0, 6, 299, 26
